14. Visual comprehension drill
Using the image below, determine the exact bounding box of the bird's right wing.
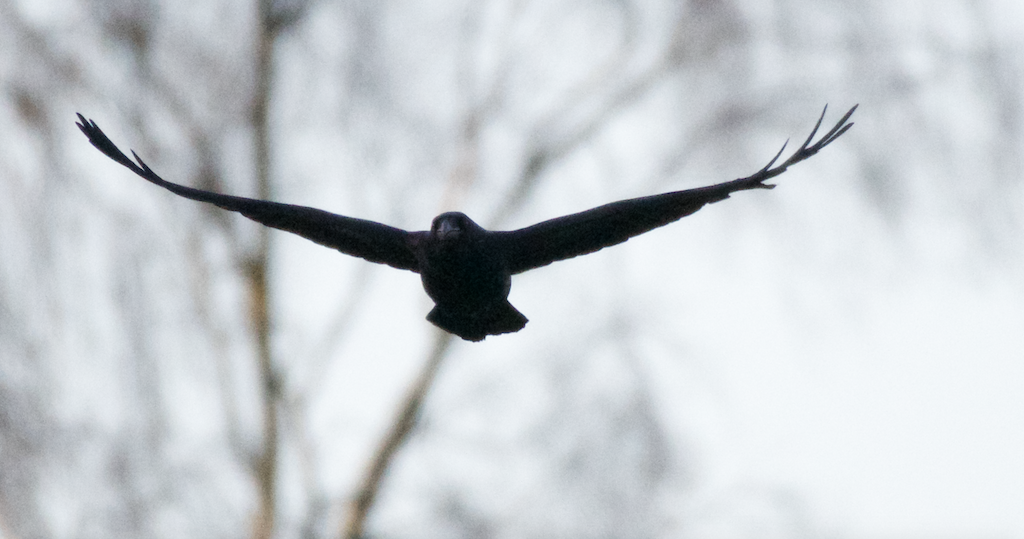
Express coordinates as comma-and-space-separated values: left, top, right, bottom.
77, 115, 420, 272
495, 105, 857, 274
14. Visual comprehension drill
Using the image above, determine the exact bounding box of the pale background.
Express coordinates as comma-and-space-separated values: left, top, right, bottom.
1, 1, 1022, 538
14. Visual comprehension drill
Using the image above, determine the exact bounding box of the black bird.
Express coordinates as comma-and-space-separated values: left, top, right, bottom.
77, 105, 855, 341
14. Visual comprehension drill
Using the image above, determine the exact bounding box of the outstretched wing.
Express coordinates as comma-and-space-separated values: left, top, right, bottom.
76, 114, 420, 272
496, 104, 857, 274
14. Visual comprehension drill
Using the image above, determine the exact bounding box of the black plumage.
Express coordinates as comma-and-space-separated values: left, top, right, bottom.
77, 105, 855, 341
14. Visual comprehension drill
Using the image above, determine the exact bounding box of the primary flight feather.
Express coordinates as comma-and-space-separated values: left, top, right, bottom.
77, 105, 856, 341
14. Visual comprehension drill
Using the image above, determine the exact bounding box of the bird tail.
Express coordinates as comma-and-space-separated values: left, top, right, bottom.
427, 301, 528, 342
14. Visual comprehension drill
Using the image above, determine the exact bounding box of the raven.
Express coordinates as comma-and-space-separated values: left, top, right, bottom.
77, 105, 855, 341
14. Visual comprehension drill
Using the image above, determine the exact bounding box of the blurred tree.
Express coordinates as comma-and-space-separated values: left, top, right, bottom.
2, 1, 1022, 539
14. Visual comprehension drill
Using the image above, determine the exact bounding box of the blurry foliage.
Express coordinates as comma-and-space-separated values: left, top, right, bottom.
1, 0, 1022, 538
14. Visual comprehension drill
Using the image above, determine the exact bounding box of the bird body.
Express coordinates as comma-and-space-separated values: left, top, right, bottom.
76, 105, 855, 341
415, 213, 525, 341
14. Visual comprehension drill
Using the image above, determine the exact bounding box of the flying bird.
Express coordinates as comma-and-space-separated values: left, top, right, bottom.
77, 105, 856, 341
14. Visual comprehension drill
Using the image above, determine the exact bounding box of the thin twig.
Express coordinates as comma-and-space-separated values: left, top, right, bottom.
250, 0, 286, 536
341, 332, 454, 539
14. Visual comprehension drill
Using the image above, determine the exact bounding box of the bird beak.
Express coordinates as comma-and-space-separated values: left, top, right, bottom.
437, 220, 459, 240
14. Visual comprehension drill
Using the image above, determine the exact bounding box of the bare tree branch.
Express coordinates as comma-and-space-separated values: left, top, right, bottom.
341, 332, 454, 539
249, 0, 293, 536
488, 36, 677, 229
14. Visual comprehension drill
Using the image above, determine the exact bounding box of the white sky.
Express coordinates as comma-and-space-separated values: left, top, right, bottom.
5, 1, 1024, 538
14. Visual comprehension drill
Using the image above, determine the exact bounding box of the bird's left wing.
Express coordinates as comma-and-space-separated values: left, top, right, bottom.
495, 105, 856, 274
77, 114, 420, 272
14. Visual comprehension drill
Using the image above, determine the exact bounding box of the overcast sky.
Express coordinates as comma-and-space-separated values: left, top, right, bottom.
2, 1, 1023, 538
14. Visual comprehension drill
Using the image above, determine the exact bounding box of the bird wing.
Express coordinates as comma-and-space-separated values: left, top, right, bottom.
494, 180, 761, 274
76, 114, 420, 272
495, 104, 857, 274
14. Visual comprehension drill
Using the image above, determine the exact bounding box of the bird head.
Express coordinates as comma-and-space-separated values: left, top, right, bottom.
431, 212, 481, 242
